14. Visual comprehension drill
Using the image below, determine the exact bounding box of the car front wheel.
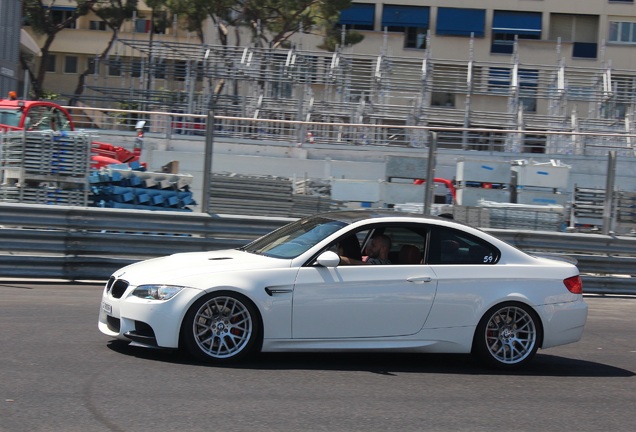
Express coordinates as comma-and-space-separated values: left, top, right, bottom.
182, 292, 260, 363
473, 302, 542, 369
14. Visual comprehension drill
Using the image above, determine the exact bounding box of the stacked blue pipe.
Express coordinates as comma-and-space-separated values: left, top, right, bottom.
89, 163, 196, 211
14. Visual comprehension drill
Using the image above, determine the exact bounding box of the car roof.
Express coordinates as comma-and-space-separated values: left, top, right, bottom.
0, 100, 60, 109
312, 209, 453, 225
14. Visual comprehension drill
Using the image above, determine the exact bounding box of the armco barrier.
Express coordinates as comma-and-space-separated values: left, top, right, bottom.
0, 203, 634, 294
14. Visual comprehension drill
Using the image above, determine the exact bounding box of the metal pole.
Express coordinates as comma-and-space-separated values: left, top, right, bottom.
23, 70, 30, 99
202, 111, 214, 214
602, 150, 616, 235
423, 131, 437, 215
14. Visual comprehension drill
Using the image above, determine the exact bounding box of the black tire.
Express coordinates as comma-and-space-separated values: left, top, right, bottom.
472, 302, 542, 370
181, 291, 261, 363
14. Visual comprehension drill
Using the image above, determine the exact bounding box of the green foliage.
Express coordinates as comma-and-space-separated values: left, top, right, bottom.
93, 1, 139, 27
164, 0, 357, 49
23, 0, 98, 35
40, 89, 61, 101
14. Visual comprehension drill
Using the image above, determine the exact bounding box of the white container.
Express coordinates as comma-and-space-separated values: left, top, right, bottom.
512, 163, 570, 188
456, 160, 511, 183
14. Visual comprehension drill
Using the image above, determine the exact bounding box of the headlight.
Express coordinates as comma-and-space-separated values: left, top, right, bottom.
132, 285, 184, 300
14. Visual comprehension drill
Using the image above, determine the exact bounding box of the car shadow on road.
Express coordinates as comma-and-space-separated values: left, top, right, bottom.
106, 341, 634, 378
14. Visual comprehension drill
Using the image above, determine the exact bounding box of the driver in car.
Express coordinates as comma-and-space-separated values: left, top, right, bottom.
340, 234, 392, 265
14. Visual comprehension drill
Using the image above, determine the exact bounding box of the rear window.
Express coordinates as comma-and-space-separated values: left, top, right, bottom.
427, 226, 500, 265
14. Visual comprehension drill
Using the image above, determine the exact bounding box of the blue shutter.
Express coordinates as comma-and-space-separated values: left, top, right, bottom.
572, 42, 597, 59
339, 3, 375, 26
436, 8, 486, 37
492, 11, 542, 36
381, 5, 430, 28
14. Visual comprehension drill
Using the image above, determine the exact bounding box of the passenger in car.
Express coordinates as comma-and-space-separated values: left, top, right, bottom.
399, 244, 422, 264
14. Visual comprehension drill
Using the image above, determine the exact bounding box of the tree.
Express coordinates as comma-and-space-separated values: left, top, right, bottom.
167, 0, 360, 50
69, 0, 138, 105
22, 0, 99, 99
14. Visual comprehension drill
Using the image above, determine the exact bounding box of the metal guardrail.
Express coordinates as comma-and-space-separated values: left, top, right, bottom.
0, 203, 634, 294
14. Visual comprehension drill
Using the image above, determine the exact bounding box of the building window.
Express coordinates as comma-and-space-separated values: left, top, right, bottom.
338, 3, 375, 31
436, 8, 486, 37
108, 58, 121, 76
609, 21, 636, 44
381, 5, 429, 49
135, 19, 152, 33
50, 8, 76, 29
405, 28, 428, 50
602, 74, 636, 119
174, 60, 187, 81
487, 67, 538, 111
90, 20, 107, 31
488, 67, 511, 93
491, 11, 542, 54
296, 55, 318, 83
131, 60, 142, 78
64, 56, 78, 74
45, 54, 56, 73
519, 69, 539, 113
154, 59, 166, 79
549, 14, 598, 58
431, 92, 455, 108
88, 57, 99, 75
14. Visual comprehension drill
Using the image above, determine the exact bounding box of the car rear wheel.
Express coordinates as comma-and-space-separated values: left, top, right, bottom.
473, 302, 542, 369
182, 292, 260, 363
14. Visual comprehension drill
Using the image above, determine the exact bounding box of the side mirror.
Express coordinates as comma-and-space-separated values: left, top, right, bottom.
315, 251, 340, 267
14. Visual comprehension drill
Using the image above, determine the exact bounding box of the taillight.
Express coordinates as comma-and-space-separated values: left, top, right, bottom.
563, 275, 583, 294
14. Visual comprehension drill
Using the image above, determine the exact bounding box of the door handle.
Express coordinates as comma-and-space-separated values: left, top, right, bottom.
406, 276, 433, 283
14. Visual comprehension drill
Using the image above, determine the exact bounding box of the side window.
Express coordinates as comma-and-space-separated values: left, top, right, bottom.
51, 108, 72, 131
331, 224, 427, 266
427, 227, 499, 265
380, 225, 427, 265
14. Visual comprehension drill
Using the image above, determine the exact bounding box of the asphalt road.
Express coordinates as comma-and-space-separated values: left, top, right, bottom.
0, 282, 634, 432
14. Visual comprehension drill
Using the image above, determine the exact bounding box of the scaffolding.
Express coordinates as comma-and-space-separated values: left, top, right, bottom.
69, 36, 636, 155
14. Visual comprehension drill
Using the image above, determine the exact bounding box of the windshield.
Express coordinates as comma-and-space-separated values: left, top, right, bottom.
25, 106, 72, 131
241, 216, 347, 259
0, 109, 21, 127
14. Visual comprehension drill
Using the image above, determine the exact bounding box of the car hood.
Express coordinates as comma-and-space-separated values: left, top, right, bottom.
114, 249, 291, 286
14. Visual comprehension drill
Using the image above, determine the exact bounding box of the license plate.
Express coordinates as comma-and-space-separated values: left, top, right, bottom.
102, 301, 112, 314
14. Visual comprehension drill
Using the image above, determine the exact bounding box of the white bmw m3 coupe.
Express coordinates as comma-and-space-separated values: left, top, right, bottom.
98, 210, 587, 369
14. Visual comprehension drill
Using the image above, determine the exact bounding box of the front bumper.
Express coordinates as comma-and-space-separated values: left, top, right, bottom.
98, 279, 202, 349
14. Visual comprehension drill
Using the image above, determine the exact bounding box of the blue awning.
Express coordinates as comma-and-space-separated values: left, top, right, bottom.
436, 8, 486, 37
339, 3, 375, 26
381, 5, 429, 28
492, 11, 542, 36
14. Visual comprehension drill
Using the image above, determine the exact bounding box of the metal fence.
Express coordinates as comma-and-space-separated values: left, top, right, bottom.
0, 202, 634, 294
64, 106, 636, 156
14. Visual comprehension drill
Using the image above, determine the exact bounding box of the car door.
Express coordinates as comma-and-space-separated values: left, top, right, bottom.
291, 223, 438, 339
422, 226, 502, 328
